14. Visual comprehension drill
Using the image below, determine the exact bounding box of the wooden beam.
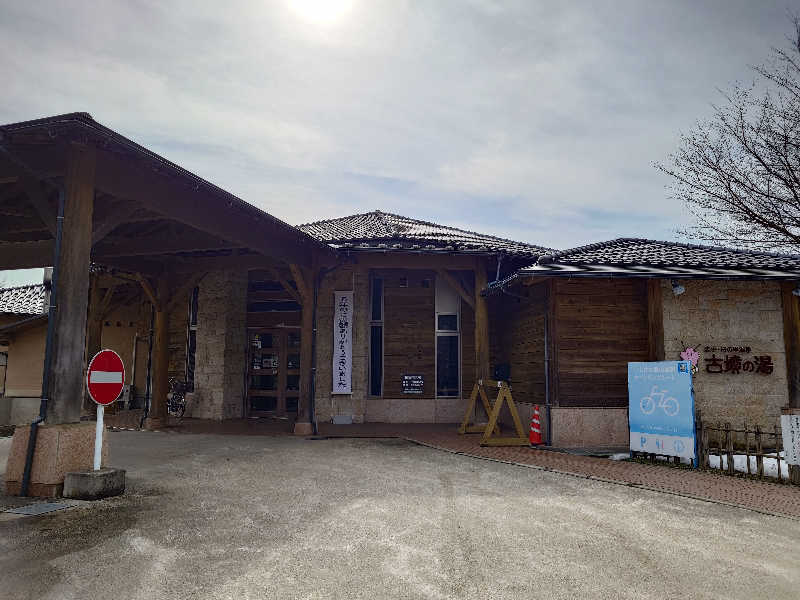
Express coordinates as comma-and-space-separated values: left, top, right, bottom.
782, 282, 800, 408
271, 268, 303, 305
436, 269, 475, 310
91, 204, 139, 245
19, 177, 56, 236
474, 259, 490, 382
166, 272, 206, 314
0, 239, 53, 269
354, 252, 479, 270
647, 279, 665, 362
93, 148, 317, 267
289, 263, 310, 305
147, 274, 171, 426
48, 142, 96, 425
94, 231, 241, 258
134, 273, 160, 310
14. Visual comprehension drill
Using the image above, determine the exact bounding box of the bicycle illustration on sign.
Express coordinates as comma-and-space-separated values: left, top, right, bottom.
639, 384, 679, 417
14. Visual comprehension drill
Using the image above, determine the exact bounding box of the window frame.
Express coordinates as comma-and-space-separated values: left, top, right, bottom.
435, 276, 461, 398
368, 274, 384, 397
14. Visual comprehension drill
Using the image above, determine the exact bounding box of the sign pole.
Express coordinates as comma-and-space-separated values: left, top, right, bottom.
94, 404, 104, 471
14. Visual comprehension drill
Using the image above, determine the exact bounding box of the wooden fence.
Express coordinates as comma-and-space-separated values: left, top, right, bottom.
633, 411, 800, 485
695, 411, 800, 484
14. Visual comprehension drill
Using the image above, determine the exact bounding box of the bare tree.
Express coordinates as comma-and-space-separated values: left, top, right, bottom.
659, 17, 800, 253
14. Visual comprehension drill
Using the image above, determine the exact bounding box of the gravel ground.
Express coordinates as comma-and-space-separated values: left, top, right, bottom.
1, 431, 799, 599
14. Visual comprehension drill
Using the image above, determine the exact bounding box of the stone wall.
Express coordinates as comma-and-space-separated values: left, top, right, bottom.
314, 265, 369, 423
662, 279, 789, 428
191, 270, 248, 420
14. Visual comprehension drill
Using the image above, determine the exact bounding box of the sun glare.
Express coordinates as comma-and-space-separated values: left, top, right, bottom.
288, 0, 354, 26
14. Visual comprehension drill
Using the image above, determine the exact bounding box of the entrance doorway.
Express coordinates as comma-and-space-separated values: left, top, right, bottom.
247, 329, 301, 417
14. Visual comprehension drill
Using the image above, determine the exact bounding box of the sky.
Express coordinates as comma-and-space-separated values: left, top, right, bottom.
0, 0, 796, 287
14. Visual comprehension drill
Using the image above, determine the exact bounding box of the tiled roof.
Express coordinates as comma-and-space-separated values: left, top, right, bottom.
535, 238, 800, 270
298, 211, 552, 258
0, 284, 47, 315
498, 238, 800, 283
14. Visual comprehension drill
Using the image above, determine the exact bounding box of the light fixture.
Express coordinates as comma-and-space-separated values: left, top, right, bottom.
671, 280, 686, 296
792, 283, 800, 297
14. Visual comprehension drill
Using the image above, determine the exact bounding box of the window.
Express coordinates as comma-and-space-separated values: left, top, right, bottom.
435, 277, 460, 397
186, 286, 199, 392
369, 276, 383, 396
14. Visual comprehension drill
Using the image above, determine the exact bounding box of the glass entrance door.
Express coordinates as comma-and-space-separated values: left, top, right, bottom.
247, 329, 301, 417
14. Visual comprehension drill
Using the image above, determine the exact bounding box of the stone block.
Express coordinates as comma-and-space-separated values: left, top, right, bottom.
63, 468, 125, 500
5, 422, 108, 497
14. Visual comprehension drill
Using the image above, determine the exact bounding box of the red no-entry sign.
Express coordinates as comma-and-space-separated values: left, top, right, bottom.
87, 349, 125, 406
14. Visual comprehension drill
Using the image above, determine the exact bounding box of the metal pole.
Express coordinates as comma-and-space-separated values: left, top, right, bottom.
93, 404, 104, 470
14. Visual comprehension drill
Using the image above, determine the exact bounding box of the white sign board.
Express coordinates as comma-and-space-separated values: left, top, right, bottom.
332, 291, 353, 394
781, 414, 800, 466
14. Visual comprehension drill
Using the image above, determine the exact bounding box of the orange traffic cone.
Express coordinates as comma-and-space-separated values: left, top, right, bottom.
529, 405, 542, 445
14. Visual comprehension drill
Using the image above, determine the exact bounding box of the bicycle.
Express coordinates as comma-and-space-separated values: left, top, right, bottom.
640, 384, 679, 417
167, 377, 187, 418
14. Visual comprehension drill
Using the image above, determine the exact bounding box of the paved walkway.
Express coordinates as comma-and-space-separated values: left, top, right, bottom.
103, 416, 800, 519
318, 423, 800, 519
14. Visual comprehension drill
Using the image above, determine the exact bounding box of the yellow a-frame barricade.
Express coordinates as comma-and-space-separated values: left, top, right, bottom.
458, 379, 529, 447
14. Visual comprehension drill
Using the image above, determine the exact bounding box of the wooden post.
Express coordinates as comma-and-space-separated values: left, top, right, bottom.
647, 279, 665, 361
725, 422, 734, 475
781, 282, 800, 408
290, 263, 314, 435
474, 259, 490, 382
744, 420, 751, 475
47, 143, 96, 424
755, 425, 764, 479
774, 424, 783, 483
84, 275, 104, 415
149, 274, 170, 425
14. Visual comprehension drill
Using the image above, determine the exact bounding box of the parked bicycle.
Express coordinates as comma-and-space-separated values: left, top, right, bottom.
167, 377, 187, 418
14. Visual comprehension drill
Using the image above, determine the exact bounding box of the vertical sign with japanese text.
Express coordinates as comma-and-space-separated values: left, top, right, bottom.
628, 361, 696, 459
781, 414, 800, 466
332, 291, 353, 394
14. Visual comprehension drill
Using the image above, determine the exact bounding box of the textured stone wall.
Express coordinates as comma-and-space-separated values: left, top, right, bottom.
314, 265, 369, 423
191, 270, 248, 420
662, 279, 789, 428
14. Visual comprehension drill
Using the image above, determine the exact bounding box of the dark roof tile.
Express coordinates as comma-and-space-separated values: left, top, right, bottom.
299, 210, 552, 258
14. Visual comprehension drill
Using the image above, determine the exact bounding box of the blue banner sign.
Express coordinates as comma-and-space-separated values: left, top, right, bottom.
628, 361, 695, 459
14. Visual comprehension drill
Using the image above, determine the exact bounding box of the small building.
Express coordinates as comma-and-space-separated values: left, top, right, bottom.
487, 238, 800, 447
0, 113, 798, 457
0, 283, 48, 424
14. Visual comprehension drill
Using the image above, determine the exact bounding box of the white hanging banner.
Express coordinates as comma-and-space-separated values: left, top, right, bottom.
332, 291, 353, 394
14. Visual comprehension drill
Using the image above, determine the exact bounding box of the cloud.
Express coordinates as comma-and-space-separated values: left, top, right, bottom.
0, 0, 794, 268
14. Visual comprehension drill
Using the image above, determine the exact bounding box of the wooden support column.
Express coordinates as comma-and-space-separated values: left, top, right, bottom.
149, 274, 171, 425
474, 260, 490, 382
83, 276, 104, 415
647, 279, 665, 362
47, 143, 96, 424
782, 282, 800, 408
290, 263, 315, 435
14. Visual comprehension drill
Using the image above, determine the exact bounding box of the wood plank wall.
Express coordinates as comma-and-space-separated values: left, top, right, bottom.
246, 269, 302, 329
489, 283, 547, 404
381, 269, 436, 399
554, 278, 649, 407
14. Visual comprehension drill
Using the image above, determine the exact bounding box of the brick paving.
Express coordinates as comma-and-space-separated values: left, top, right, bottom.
319, 422, 800, 519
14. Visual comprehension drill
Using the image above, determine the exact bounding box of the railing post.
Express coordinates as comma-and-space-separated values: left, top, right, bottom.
755, 425, 764, 479
725, 422, 734, 476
